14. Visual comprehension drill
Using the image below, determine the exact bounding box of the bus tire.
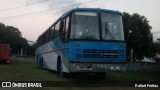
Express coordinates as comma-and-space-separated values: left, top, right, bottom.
57, 58, 67, 77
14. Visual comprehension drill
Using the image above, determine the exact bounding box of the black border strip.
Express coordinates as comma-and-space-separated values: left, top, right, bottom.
0, 81, 160, 87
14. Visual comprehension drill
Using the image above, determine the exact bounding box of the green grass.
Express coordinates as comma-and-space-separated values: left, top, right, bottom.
0, 60, 68, 81
0, 59, 160, 81
107, 71, 160, 81
1, 59, 160, 90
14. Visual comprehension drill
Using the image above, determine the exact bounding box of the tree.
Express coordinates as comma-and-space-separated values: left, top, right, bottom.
123, 13, 154, 60
0, 23, 30, 54
27, 43, 36, 56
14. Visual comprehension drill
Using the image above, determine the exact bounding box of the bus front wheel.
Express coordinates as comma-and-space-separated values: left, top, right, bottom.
57, 59, 67, 77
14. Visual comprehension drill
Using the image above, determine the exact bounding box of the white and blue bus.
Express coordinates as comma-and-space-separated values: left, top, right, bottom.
36, 8, 126, 77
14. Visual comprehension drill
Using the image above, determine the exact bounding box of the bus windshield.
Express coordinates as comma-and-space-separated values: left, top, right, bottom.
71, 11, 124, 41
71, 12, 100, 40
101, 12, 124, 41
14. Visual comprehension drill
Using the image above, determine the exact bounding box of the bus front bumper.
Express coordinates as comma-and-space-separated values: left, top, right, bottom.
69, 61, 126, 72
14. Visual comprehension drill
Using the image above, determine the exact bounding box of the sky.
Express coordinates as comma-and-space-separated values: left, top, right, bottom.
0, 0, 159, 42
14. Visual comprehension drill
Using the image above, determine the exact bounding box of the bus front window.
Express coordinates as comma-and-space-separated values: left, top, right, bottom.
101, 12, 124, 41
71, 12, 100, 40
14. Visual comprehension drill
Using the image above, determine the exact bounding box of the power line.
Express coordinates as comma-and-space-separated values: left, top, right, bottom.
0, 10, 52, 20
0, 0, 118, 21
0, 0, 48, 12
0, 0, 98, 20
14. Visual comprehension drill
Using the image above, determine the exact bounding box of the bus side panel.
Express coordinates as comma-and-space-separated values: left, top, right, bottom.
36, 41, 70, 73
42, 52, 58, 70
36, 41, 58, 71
53, 38, 70, 73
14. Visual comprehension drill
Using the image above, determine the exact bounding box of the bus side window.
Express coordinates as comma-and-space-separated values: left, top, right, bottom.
51, 26, 55, 40
54, 21, 60, 38
60, 19, 66, 41
48, 29, 52, 41
42, 34, 45, 44
46, 30, 49, 42
40, 36, 43, 45
37, 37, 41, 46
64, 16, 70, 42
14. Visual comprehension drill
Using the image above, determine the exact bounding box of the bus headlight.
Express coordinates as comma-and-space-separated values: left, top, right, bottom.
110, 66, 125, 71
111, 66, 115, 70
116, 66, 120, 70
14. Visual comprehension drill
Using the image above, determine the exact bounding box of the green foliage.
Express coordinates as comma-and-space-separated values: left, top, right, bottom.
123, 12, 156, 60
0, 23, 31, 55
27, 43, 37, 56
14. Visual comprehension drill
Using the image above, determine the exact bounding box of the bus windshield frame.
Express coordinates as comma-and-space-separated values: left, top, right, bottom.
70, 11, 124, 41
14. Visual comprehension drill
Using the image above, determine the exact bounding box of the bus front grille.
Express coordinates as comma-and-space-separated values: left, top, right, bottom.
76, 49, 124, 59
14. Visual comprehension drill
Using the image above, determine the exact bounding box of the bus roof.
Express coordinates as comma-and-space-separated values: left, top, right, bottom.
60, 8, 122, 18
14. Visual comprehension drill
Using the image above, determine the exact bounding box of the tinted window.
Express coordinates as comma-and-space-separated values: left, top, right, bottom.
64, 16, 70, 41
54, 21, 60, 37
